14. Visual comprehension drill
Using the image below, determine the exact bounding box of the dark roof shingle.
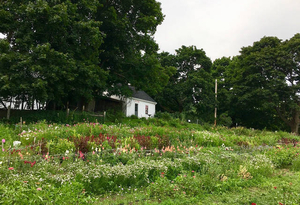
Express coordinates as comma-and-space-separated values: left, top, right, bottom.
129, 86, 156, 103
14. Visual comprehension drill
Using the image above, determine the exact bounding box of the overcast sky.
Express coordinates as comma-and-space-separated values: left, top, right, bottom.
154, 0, 300, 61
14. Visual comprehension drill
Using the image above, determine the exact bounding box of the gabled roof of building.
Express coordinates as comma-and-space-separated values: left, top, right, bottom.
129, 86, 156, 103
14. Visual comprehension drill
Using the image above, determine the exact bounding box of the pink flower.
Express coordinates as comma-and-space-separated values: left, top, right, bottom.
2, 139, 5, 143
8, 167, 14, 170
79, 151, 84, 159
37, 187, 42, 191
192, 170, 194, 173
18, 152, 23, 159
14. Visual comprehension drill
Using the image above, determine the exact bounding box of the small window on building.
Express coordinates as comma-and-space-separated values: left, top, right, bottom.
145, 105, 148, 114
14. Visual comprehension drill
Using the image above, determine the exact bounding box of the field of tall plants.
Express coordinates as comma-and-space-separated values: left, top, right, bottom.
0, 118, 300, 204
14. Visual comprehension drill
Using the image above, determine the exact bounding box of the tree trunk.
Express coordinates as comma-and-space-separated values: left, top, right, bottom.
290, 110, 300, 135
276, 106, 300, 135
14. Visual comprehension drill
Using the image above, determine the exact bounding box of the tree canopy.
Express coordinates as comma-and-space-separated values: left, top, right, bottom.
0, 0, 106, 109
216, 34, 300, 133
0, 0, 169, 109
155, 46, 214, 122
95, 0, 168, 96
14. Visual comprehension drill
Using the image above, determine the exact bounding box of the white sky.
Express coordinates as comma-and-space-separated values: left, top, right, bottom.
154, 0, 300, 61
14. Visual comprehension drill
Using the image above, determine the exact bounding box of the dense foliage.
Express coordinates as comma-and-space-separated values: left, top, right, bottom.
212, 34, 300, 134
0, 0, 171, 109
155, 46, 213, 122
156, 34, 300, 134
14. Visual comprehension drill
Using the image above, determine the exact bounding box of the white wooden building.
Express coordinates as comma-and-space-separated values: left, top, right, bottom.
123, 88, 157, 118
89, 87, 157, 118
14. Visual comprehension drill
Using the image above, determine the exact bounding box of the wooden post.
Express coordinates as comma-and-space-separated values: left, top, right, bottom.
20, 117, 22, 133
6, 105, 10, 120
103, 111, 106, 123
7, 146, 11, 166
39, 141, 42, 155
82, 105, 85, 112
214, 79, 218, 127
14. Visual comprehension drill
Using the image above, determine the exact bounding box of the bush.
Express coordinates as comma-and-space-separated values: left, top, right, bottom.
218, 112, 232, 127
155, 112, 173, 121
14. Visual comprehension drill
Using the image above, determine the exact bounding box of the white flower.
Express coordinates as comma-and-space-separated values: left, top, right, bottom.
13, 141, 21, 147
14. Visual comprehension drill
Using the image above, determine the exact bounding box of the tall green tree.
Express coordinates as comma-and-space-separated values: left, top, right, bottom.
96, 0, 168, 96
229, 34, 300, 133
0, 0, 106, 109
156, 46, 214, 121
0, 0, 169, 109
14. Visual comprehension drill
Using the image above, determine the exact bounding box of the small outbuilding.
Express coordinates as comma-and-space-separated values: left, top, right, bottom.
123, 87, 157, 118
90, 87, 157, 118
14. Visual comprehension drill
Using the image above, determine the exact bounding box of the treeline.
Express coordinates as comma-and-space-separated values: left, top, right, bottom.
0, 1, 299, 134
154, 34, 300, 134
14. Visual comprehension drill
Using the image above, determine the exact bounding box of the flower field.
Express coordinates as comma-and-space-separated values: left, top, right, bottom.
0, 120, 300, 204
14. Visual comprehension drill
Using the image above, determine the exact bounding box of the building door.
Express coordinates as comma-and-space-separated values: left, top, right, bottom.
135, 103, 138, 117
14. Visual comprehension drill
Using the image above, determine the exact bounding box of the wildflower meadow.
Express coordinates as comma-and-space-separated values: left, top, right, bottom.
0, 119, 300, 204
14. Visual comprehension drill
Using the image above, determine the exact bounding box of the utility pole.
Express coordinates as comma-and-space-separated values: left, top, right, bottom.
214, 79, 217, 127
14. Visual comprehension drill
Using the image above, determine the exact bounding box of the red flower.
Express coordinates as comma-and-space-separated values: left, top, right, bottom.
8, 167, 14, 170
274, 186, 277, 189
161, 172, 164, 175
251, 203, 256, 205
279, 203, 284, 205
30, 161, 36, 167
